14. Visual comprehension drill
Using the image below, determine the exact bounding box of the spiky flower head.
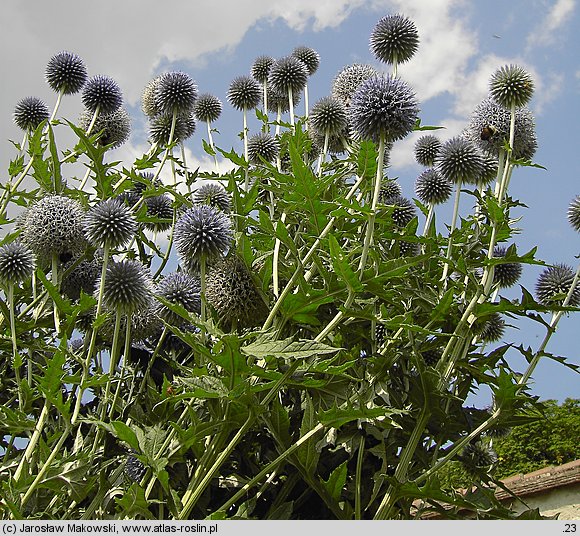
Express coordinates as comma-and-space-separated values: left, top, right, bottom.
460, 441, 498, 475
567, 195, 580, 232
125, 455, 147, 483
311, 125, 350, 155
206, 254, 267, 329
192, 183, 231, 214
247, 132, 280, 164
78, 108, 131, 149
331, 63, 379, 107
490, 64, 534, 109
144, 195, 173, 232
436, 136, 483, 185
154, 271, 201, 326
349, 75, 419, 144
386, 195, 417, 227
149, 112, 196, 144
535, 264, 580, 308
100, 300, 162, 344
81, 75, 123, 115
492, 246, 522, 288
61, 255, 101, 301
227, 75, 262, 111
266, 86, 301, 114
175, 205, 233, 271
269, 56, 309, 95
421, 348, 442, 367
465, 98, 537, 160
97, 260, 153, 314
13, 97, 50, 132
291, 46, 320, 76
251, 55, 275, 83
141, 76, 162, 118
310, 96, 348, 136
84, 198, 136, 248
370, 14, 419, 65
378, 179, 402, 203
415, 168, 452, 205
45, 51, 87, 95
155, 71, 198, 115
414, 135, 441, 167
19, 195, 87, 261
0, 241, 35, 286
193, 93, 222, 123
477, 312, 506, 343
478, 154, 499, 185
397, 240, 419, 257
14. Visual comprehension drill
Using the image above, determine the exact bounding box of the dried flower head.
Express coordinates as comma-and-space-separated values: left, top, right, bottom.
0, 241, 35, 286
331, 63, 379, 107
414, 135, 441, 167
436, 136, 484, 185
154, 271, 201, 326
415, 168, 453, 205
193, 93, 222, 123
155, 71, 198, 115
81, 75, 123, 115
492, 246, 522, 288
567, 195, 580, 233
369, 14, 419, 65
349, 75, 419, 144
227, 76, 262, 111
251, 55, 275, 83
291, 46, 320, 76
13, 97, 50, 132
78, 108, 131, 149
535, 264, 580, 308
269, 56, 309, 95
97, 260, 153, 314
192, 183, 231, 214
45, 51, 87, 95
310, 96, 348, 136
84, 198, 137, 248
175, 205, 233, 271
490, 64, 534, 109
247, 132, 280, 164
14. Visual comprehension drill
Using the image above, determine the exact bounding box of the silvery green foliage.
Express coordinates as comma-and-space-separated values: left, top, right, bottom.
154, 271, 201, 326
436, 136, 484, 185
81, 75, 123, 115
291, 46, 320, 76
535, 264, 580, 308
97, 260, 154, 314
193, 93, 222, 123
492, 246, 522, 288
192, 183, 232, 214
149, 112, 196, 144
45, 51, 87, 95
414, 135, 441, 167
310, 96, 348, 136
251, 55, 274, 83
414, 168, 452, 205
175, 205, 233, 270
84, 198, 137, 248
567, 195, 580, 232
268, 56, 308, 95
227, 76, 261, 111
490, 64, 534, 109
0, 241, 35, 285
465, 98, 537, 161
331, 63, 379, 107
78, 108, 131, 149
247, 132, 280, 164
13, 97, 50, 132
349, 75, 419, 144
369, 14, 419, 64
155, 71, 198, 116
19, 195, 87, 261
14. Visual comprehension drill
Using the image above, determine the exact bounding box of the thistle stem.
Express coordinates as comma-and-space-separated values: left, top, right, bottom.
8, 284, 24, 411
288, 87, 295, 127
272, 212, 287, 297
206, 121, 220, 174
440, 180, 462, 285
51, 254, 61, 334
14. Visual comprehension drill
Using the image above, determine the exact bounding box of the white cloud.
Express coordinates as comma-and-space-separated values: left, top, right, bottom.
526, 0, 576, 47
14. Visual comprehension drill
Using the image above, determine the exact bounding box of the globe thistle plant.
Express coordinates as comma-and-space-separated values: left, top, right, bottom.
81, 75, 123, 116
84, 198, 137, 249
414, 135, 441, 167
45, 51, 87, 95
247, 132, 280, 164
291, 46, 320, 77
0, 241, 35, 286
154, 71, 198, 116
415, 168, 452, 206
144, 194, 173, 233
379, 179, 402, 203
227, 75, 262, 111
460, 441, 498, 476
369, 14, 419, 71
269, 56, 308, 125
78, 108, 131, 149
154, 271, 201, 326
386, 195, 417, 228
492, 246, 522, 288
193, 93, 222, 124
61, 255, 101, 301
331, 63, 379, 107
125, 455, 147, 483
192, 183, 232, 214
251, 55, 275, 84
98, 260, 154, 315
567, 195, 580, 232
436, 136, 484, 186
149, 112, 196, 145
310, 96, 349, 167
141, 76, 162, 118
535, 264, 580, 308
13, 97, 50, 132
477, 312, 506, 343
490, 64, 534, 110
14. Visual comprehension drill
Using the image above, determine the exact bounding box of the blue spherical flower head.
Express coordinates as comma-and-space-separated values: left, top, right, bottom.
0, 241, 35, 286
155, 71, 198, 116
227, 76, 262, 111
13, 97, 50, 132
269, 56, 309, 95
82, 75, 123, 115
291, 46, 320, 76
98, 259, 154, 314
349, 75, 419, 144
414, 168, 452, 205
193, 93, 222, 123
535, 263, 580, 308
332, 63, 379, 107
84, 198, 137, 248
490, 64, 534, 109
310, 96, 348, 136
247, 132, 280, 164
45, 51, 88, 95
414, 135, 441, 167
175, 204, 233, 272
568, 195, 580, 233
436, 136, 484, 185
370, 14, 419, 65
154, 271, 201, 326
78, 108, 131, 149
251, 55, 275, 83
192, 183, 231, 214
149, 112, 196, 144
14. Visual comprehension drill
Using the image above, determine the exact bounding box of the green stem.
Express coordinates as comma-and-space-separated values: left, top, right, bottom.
85, 105, 101, 136
108, 313, 132, 420
355, 434, 365, 520
206, 121, 220, 174
440, 180, 462, 285
288, 87, 295, 127
272, 212, 287, 297
51, 254, 61, 334
14, 400, 51, 482
8, 284, 24, 411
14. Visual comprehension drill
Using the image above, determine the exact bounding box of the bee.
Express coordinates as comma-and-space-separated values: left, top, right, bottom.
480, 125, 498, 141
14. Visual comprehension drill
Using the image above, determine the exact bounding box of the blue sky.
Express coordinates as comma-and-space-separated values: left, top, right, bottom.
0, 0, 578, 405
